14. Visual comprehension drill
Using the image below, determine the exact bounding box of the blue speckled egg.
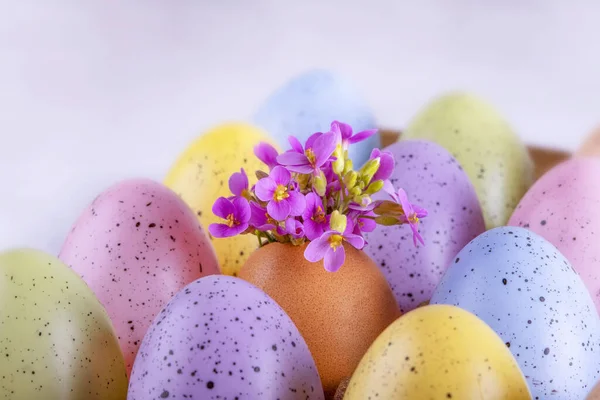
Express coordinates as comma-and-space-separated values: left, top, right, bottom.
253, 69, 379, 167
431, 226, 600, 399
363, 140, 485, 313
128, 275, 324, 399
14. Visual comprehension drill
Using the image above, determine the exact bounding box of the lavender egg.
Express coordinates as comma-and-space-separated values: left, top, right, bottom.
128, 275, 324, 399
363, 140, 485, 313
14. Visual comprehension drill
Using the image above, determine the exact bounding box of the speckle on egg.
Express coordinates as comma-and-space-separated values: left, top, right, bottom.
431, 226, 600, 399
127, 275, 324, 399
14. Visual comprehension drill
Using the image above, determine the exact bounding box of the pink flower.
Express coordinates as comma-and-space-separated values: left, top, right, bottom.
255, 166, 306, 221
302, 193, 330, 240
386, 185, 427, 246
254, 142, 279, 170
349, 210, 377, 235
249, 202, 285, 235
331, 120, 378, 151
208, 197, 251, 238
304, 211, 365, 272
277, 132, 337, 175
369, 149, 395, 182
228, 168, 250, 199
285, 218, 305, 239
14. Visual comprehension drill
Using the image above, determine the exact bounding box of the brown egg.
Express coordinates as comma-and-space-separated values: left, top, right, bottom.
576, 126, 600, 157
588, 380, 600, 399
333, 377, 350, 400
239, 242, 401, 399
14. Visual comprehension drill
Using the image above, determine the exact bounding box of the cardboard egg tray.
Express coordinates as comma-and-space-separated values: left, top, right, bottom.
380, 129, 571, 181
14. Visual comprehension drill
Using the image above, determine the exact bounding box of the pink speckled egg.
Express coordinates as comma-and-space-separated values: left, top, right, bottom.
508, 158, 600, 314
59, 178, 219, 374
363, 140, 486, 313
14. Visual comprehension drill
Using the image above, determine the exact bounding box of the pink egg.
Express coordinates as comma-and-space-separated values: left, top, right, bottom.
508, 158, 600, 314
59, 178, 219, 374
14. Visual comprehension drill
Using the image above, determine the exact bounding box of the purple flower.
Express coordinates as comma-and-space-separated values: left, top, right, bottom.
349, 210, 377, 235
331, 120, 378, 151
228, 168, 250, 199
254, 142, 279, 170
277, 132, 337, 175
304, 211, 365, 272
255, 166, 306, 221
370, 149, 395, 182
208, 197, 251, 238
285, 218, 305, 239
390, 188, 427, 246
249, 202, 284, 235
302, 192, 330, 240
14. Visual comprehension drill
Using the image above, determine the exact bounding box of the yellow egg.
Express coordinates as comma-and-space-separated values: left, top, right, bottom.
344, 304, 531, 400
164, 122, 280, 276
0, 248, 128, 400
401, 92, 534, 229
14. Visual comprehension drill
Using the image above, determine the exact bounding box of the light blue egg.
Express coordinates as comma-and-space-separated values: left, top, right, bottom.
253, 69, 379, 168
430, 226, 600, 400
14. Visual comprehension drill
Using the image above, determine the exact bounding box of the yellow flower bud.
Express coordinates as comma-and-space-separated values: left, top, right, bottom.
343, 159, 354, 175
375, 215, 399, 226
359, 157, 381, 183
332, 145, 345, 175
313, 172, 327, 197
349, 186, 362, 197
365, 179, 384, 195
343, 171, 358, 189
330, 210, 347, 233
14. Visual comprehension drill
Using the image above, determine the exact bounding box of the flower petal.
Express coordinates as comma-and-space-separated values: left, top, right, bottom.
383, 180, 397, 199
304, 233, 332, 262
372, 152, 394, 181
228, 168, 249, 196
397, 188, 415, 215
287, 190, 306, 216
208, 222, 246, 238
285, 164, 315, 174
288, 136, 304, 153
303, 219, 324, 241
255, 177, 277, 202
305, 132, 323, 150
212, 197, 235, 219
410, 224, 425, 246
303, 192, 318, 219
313, 133, 338, 167
358, 216, 377, 233
267, 198, 291, 221
344, 233, 365, 250
270, 166, 292, 186
254, 142, 279, 169
277, 151, 308, 166
324, 246, 345, 272
249, 202, 267, 227
349, 129, 378, 144
233, 197, 251, 223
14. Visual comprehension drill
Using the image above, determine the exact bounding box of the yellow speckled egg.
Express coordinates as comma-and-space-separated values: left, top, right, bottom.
401, 92, 533, 229
0, 248, 128, 400
344, 304, 531, 400
164, 122, 280, 276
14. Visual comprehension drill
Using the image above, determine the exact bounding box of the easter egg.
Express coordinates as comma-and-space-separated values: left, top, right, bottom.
0, 248, 127, 399
128, 275, 324, 399
253, 69, 379, 168
344, 304, 531, 399
576, 126, 600, 157
508, 158, 600, 313
430, 227, 600, 399
59, 178, 219, 374
164, 122, 279, 276
363, 140, 485, 313
401, 92, 534, 228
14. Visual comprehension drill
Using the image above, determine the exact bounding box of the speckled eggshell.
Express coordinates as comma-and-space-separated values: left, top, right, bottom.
401, 92, 534, 229
164, 122, 280, 276
508, 158, 600, 313
363, 140, 485, 313
344, 304, 531, 399
127, 275, 324, 399
59, 178, 219, 374
0, 248, 128, 400
430, 227, 600, 399
253, 69, 380, 168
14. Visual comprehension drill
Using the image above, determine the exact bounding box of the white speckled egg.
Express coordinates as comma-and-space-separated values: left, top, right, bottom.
59, 178, 219, 374
128, 275, 324, 399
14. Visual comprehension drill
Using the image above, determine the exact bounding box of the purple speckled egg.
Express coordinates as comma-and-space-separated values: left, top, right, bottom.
508, 158, 600, 314
127, 275, 324, 399
59, 178, 220, 375
363, 140, 485, 313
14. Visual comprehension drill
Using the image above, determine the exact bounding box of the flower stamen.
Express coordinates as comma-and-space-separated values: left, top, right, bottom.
225, 213, 238, 228
328, 234, 344, 250
273, 184, 290, 202
305, 148, 317, 166
312, 206, 326, 223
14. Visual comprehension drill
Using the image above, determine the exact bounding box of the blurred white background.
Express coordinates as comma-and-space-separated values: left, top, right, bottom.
1, 0, 599, 254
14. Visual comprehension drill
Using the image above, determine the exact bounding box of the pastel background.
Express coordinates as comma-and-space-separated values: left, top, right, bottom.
1, 1, 598, 254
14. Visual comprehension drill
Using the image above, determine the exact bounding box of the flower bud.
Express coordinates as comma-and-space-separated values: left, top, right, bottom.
349, 186, 362, 197
343, 159, 354, 175
313, 172, 327, 197
332, 145, 345, 175
256, 170, 269, 180
330, 210, 347, 233
375, 215, 400, 226
364, 179, 384, 195
343, 171, 358, 189
359, 157, 380, 183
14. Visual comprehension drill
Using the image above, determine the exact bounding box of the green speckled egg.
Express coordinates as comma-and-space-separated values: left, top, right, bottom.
401, 92, 533, 228
344, 304, 531, 399
0, 248, 128, 400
